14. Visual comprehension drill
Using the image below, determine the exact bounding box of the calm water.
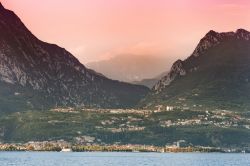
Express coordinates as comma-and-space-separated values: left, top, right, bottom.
0, 152, 249, 166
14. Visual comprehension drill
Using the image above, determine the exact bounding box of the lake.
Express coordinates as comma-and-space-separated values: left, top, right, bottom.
0, 152, 249, 166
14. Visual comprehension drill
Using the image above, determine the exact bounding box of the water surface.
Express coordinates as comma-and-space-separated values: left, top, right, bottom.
0, 152, 249, 166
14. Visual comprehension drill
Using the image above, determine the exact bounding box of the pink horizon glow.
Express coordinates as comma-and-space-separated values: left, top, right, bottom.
2, 0, 250, 64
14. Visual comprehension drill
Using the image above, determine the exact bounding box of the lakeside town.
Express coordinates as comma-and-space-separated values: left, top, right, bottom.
0, 141, 246, 153
1, 105, 250, 152
50, 106, 250, 132
0, 106, 250, 153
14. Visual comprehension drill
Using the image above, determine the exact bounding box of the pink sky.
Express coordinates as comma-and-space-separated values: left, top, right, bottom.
2, 0, 250, 64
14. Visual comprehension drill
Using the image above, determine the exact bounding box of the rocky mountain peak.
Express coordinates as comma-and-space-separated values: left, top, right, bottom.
191, 29, 250, 58
236, 28, 249, 34
205, 30, 219, 37
192, 30, 222, 57
236, 29, 250, 40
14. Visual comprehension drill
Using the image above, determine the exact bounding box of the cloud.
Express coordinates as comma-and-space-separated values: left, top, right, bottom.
96, 41, 167, 62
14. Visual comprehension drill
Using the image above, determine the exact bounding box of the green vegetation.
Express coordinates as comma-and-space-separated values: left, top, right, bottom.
1, 109, 250, 148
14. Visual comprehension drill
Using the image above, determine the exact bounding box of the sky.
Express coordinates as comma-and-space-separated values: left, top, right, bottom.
2, 0, 250, 77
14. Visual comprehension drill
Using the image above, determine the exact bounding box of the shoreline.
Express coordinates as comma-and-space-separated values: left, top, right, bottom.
0, 151, 248, 154
0, 143, 247, 153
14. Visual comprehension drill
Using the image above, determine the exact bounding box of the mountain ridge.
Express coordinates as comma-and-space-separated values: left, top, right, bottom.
86, 54, 171, 82
0, 3, 149, 112
140, 29, 250, 111
153, 29, 250, 92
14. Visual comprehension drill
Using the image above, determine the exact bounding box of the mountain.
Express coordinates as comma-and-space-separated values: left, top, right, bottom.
0, 3, 149, 112
86, 54, 171, 82
140, 29, 250, 111
132, 71, 168, 88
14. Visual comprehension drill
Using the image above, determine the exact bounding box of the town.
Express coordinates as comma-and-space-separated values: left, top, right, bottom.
51, 106, 250, 132
0, 141, 243, 153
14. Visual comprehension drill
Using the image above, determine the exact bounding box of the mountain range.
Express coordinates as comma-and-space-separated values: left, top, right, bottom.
2, 2, 250, 113
87, 54, 171, 82
2, 3, 250, 147
0, 3, 149, 112
140, 29, 250, 111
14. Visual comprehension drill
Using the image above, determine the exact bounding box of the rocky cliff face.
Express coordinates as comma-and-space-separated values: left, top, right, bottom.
0, 3, 149, 112
192, 29, 250, 58
153, 60, 186, 92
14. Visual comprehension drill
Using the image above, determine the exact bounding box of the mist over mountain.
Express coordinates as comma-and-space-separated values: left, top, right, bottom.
0, 3, 149, 112
140, 29, 250, 111
86, 54, 172, 82
132, 71, 168, 88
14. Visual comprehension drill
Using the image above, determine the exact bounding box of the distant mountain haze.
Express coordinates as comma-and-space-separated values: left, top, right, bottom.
132, 71, 168, 88
87, 54, 174, 82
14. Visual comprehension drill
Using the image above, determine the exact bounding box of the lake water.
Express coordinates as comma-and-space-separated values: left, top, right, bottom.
0, 152, 249, 166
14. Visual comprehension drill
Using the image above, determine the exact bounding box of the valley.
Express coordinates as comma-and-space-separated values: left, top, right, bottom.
1, 2, 250, 150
